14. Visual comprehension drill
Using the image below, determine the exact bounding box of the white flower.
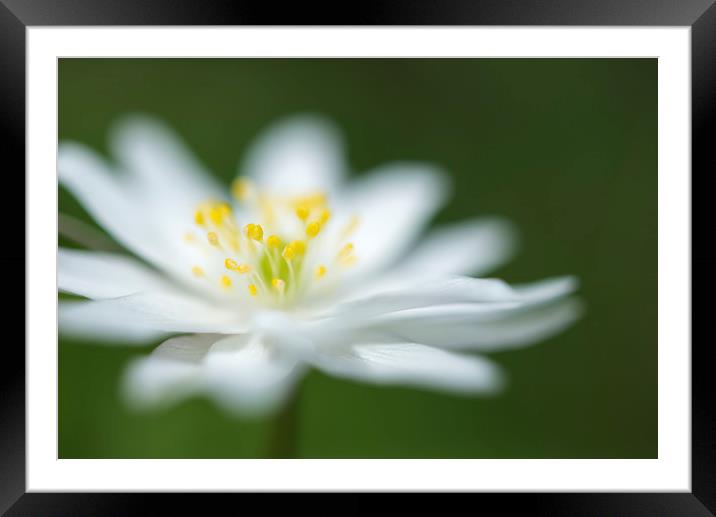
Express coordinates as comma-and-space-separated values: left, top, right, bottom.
58, 115, 581, 416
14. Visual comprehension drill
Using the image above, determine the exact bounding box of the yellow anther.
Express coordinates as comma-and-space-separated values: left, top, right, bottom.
295, 205, 310, 221
220, 275, 232, 288
266, 235, 282, 248
207, 232, 220, 246
338, 242, 356, 266
338, 242, 354, 259
194, 210, 205, 226
208, 202, 232, 225
184, 232, 196, 243
315, 264, 327, 279
209, 206, 224, 225
282, 245, 296, 261
231, 178, 252, 200
248, 284, 258, 296
272, 278, 286, 292
191, 266, 205, 277
306, 221, 321, 238
225, 258, 238, 271
290, 240, 306, 255
319, 208, 331, 224
245, 223, 264, 242
236, 264, 251, 274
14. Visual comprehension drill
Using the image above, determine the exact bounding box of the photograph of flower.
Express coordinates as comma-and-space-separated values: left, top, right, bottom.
58, 58, 656, 459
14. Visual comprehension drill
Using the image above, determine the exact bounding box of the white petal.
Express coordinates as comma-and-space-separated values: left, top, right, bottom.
333, 276, 578, 320
58, 311, 168, 344
242, 116, 346, 196
123, 334, 302, 416
336, 163, 449, 276
59, 291, 248, 342
309, 342, 504, 394
61, 141, 232, 297
335, 217, 518, 301
397, 217, 518, 278
59, 248, 169, 299
201, 335, 302, 415
366, 298, 584, 351
152, 333, 222, 361
109, 115, 225, 215
58, 143, 169, 266
123, 334, 220, 408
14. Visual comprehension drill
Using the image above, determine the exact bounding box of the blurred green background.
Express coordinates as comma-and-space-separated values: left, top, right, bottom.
58, 58, 656, 459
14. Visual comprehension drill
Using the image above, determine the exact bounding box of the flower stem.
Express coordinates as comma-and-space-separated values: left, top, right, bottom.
266, 388, 300, 458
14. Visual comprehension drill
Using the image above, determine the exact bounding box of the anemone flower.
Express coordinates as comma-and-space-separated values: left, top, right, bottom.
58, 115, 581, 420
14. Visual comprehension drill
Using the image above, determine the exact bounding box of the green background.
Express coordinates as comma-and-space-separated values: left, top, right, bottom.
58, 59, 656, 458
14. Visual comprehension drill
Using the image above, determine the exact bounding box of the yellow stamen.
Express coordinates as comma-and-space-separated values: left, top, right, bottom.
319, 208, 331, 224
245, 223, 264, 242
190, 189, 346, 299
282, 244, 296, 261
306, 221, 321, 238
290, 240, 306, 256
266, 235, 282, 248
337, 242, 356, 267
201, 202, 230, 226
338, 242, 354, 259
231, 178, 252, 200
209, 206, 224, 226
295, 205, 310, 221
225, 258, 238, 271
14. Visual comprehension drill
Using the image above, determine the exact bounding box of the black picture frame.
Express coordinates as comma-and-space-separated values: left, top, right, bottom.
2, 0, 708, 514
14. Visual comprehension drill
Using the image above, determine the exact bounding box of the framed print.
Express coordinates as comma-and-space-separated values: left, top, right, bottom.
2, 0, 708, 514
